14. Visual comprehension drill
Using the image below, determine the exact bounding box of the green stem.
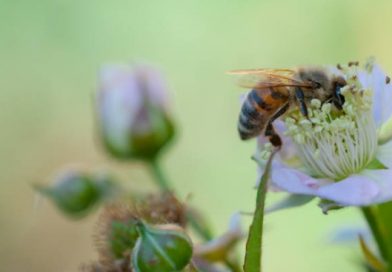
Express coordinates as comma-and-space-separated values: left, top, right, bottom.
186, 211, 213, 241
147, 158, 215, 242
362, 207, 391, 266
148, 158, 172, 192
243, 151, 276, 272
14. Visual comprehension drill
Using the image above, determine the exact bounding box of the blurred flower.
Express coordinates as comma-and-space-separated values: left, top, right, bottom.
132, 222, 193, 272
35, 170, 115, 218
257, 59, 392, 208
194, 213, 243, 262
98, 63, 175, 160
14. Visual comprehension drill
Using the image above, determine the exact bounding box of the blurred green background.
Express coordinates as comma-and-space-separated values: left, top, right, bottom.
1, 0, 392, 271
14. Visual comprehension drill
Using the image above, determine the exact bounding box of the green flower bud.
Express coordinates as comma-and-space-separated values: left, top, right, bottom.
132, 222, 193, 272
36, 171, 114, 218
98, 64, 175, 161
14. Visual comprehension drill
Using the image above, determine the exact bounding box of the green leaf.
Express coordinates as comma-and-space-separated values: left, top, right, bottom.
266, 194, 314, 214
359, 235, 387, 272
243, 151, 275, 272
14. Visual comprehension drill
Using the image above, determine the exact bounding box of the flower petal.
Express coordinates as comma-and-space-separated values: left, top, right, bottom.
358, 62, 392, 126
360, 169, 392, 204
316, 175, 379, 206
271, 163, 331, 195
194, 212, 243, 262
270, 164, 386, 206
376, 140, 392, 168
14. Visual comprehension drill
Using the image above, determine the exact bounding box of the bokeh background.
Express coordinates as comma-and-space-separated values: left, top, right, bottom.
1, 0, 392, 271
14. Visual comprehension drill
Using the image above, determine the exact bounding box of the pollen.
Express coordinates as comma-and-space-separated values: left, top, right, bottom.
284, 62, 378, 181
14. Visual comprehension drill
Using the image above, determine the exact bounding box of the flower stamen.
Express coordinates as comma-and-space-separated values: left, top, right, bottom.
284, 63, 378, 181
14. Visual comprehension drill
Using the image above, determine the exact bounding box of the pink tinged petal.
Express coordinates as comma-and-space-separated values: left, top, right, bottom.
270, 165, 383, 206
376, 140, 392, 168
271, 164, 331, 195
358, 63, 392, 126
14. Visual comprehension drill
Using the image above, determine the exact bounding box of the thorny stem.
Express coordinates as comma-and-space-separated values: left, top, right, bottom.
362, 207, 391, 269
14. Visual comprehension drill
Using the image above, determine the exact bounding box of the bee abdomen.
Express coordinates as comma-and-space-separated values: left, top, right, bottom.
238, 90, 268, 140
249, 90, 273, 111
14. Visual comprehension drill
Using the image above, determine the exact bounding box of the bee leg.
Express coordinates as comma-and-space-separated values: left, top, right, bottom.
295, 87, 309, 118
264, 103, 289, 149
270, 102, 290, 122
265, 123, 282, 148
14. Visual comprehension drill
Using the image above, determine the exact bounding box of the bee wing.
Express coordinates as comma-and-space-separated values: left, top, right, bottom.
228, 68, 314, 89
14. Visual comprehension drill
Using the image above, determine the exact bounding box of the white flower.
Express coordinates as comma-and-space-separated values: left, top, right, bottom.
257, 59, 392, 207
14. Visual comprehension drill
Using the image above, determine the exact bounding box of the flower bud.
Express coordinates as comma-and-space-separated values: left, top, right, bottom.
98, 64, 175, 160
36, 171, 114, 218
132, 222, 193, 272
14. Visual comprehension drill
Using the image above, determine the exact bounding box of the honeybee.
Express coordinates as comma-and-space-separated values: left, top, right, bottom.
229, 67, 347, 148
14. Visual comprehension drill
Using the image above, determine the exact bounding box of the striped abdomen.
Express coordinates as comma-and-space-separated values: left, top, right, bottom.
238, 88, 288, 140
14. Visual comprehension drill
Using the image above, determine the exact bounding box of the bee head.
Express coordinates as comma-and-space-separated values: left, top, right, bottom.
331, 76, 347, 110
298, 67, 331, 91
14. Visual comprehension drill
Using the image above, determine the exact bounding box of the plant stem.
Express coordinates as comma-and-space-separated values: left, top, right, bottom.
148, 158, 172, 191
147, 158, 215, 243
362, 206, 390, 265
243, 151, 276, 272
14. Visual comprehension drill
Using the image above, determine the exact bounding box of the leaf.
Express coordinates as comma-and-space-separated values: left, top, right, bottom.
265, 194, 314, 214
243, 151, 276, 272
359, 235, 387, 272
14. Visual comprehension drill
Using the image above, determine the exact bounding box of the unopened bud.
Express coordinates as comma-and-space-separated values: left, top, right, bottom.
98, 64, 175, 160
132, 222, 193, 272
36, 171, 114, 218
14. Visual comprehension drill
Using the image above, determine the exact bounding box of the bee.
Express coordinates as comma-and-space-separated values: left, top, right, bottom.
229, 67, 347, 148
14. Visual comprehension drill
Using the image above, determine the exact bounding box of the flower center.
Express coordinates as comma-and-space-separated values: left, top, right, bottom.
284, 64, 378, 181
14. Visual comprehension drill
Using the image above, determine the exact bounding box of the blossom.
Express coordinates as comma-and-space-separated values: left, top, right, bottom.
97, 63, 175, 160
194, 213, 243, 261
193, 213, 243, 271
256, 59, 392, 208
